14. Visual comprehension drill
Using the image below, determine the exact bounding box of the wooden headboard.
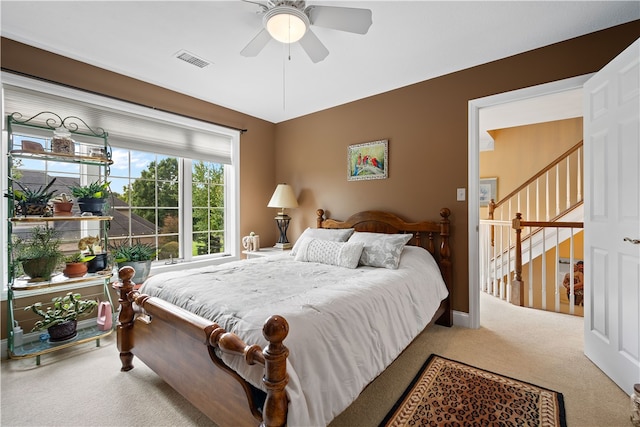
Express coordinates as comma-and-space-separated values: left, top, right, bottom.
316, 208, 452, 326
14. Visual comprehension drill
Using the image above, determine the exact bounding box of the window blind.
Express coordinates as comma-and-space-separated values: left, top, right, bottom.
1, 73, 238, 164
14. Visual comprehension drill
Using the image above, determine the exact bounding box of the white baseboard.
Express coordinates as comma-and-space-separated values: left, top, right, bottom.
453, 310, 471, 328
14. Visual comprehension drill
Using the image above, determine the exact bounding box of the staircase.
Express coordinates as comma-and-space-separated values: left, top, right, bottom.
480, 141, 584, 315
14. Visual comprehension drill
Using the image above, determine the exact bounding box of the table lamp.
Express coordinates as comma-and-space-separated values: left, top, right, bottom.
267, 183, 298, 249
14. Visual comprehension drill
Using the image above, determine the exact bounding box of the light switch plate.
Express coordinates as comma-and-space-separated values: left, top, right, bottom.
457, 188, 466, 201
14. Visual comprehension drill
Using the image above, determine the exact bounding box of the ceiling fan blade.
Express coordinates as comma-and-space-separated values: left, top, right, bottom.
240, 28, 272, 57
306, 5, 372, 34
298, 28, 329, 63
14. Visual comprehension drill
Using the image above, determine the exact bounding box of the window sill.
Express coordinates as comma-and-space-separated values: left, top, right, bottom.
1, 253, 240, 301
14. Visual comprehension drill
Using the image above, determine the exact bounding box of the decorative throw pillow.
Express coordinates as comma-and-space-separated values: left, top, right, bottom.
290, 227, 355, 256
347, 232, 413, 269
294, 238, 364, 269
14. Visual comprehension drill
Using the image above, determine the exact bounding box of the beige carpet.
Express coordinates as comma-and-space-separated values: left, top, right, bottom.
1, 293, 631, 427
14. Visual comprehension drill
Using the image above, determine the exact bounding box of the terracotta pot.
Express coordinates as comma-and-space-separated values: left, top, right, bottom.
63, 262, 87, 278
48, 320, 77, 342
53, 201, 73, 216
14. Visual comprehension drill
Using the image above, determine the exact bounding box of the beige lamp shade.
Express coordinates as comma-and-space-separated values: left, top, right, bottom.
268, 184, 299, 210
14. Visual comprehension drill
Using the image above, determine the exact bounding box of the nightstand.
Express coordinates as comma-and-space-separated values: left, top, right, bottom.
242, 247, 291, 259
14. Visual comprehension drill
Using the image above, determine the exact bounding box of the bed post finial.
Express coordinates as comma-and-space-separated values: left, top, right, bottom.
437, 208, 453, 326
262, 315, 289, 427
115, 265, 137, 371
316, 209, 325, 228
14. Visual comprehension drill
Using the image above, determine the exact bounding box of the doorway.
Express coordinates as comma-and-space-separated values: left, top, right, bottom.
467, 74, 593, 329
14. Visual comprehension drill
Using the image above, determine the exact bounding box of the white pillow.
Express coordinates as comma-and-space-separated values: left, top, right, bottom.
290, 227, 355, 256
347, 232, 413, 269
294, 238, 364, 269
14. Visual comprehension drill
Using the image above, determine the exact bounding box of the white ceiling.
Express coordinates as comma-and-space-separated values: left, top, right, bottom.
1, 1, 638, 127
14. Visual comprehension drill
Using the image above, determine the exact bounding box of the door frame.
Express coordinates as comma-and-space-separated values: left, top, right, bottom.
466, 74, 593, 329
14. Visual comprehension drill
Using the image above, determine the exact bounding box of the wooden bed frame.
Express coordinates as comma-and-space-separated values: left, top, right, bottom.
115, 208, 452, 427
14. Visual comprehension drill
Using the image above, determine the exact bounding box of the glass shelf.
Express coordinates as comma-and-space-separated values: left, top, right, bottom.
9, 150, 113, 166
11, 272, 113, 292
9, 323, 115, 361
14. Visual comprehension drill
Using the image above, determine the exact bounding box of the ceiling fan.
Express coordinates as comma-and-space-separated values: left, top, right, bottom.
240, 0, 373, 63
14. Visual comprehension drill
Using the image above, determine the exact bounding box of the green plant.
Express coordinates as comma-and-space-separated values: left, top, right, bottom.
69, 180, 110, 199
110, 239, 157, 262
64, 252, 95, 263
12, 225, 63, 262
25, 292, 98, 331
5, 177, 57, 204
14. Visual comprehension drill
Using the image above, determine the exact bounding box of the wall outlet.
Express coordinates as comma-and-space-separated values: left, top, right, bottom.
457, 188, 466, 201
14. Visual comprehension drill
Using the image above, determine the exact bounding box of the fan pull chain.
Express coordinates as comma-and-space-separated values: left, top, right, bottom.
282, 44, 286, 110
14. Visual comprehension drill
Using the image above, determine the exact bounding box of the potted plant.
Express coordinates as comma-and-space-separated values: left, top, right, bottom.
24, 292, 98, 342
52, 193, 73, 216
78, 235, 107, 273
69, 180, 110, 215
62, 252, 95, 278
5, 177, 57, 216
12, 225, 63, 282
111, 239, 157, 284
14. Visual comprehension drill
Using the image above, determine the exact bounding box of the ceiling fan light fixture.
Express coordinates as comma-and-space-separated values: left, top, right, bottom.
264, 6, 309, 44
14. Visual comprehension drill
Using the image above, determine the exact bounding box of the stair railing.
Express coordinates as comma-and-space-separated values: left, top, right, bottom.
512, 213, 584, 314
481, 140, 584, 314
488, 140, 583, 245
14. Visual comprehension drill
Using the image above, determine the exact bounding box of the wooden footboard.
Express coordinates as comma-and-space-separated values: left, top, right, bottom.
115, 266, 289, 427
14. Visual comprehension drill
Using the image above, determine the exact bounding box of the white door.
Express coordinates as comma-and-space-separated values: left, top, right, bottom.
583, 38, 640, 395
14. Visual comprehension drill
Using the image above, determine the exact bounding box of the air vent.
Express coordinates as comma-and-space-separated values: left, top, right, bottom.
175, 50, 211, 68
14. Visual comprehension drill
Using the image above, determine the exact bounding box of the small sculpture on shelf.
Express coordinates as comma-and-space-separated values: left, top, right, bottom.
78, 235, 108, 273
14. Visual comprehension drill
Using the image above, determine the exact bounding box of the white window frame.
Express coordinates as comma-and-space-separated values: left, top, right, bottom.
1, 73, 241, 299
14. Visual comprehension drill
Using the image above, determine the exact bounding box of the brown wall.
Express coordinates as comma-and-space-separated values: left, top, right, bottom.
273, 21, 639, 313
2, 21, 640, 327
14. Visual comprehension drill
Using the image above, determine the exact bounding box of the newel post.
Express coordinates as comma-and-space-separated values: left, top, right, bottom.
511, 213, 525, 306
489, 198, 496, 247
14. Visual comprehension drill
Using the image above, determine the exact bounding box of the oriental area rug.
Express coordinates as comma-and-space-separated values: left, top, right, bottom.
381, 354, 566, 427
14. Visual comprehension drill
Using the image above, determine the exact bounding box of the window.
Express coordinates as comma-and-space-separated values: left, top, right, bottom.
2, 73, 241, 295
109, 148, 228, 262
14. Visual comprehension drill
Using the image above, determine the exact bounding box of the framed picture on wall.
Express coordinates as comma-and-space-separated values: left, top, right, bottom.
479, 177, 497, 206
347, 139, 388, 181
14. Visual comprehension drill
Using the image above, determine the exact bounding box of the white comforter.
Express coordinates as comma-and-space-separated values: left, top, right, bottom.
141, 245, 448, 427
